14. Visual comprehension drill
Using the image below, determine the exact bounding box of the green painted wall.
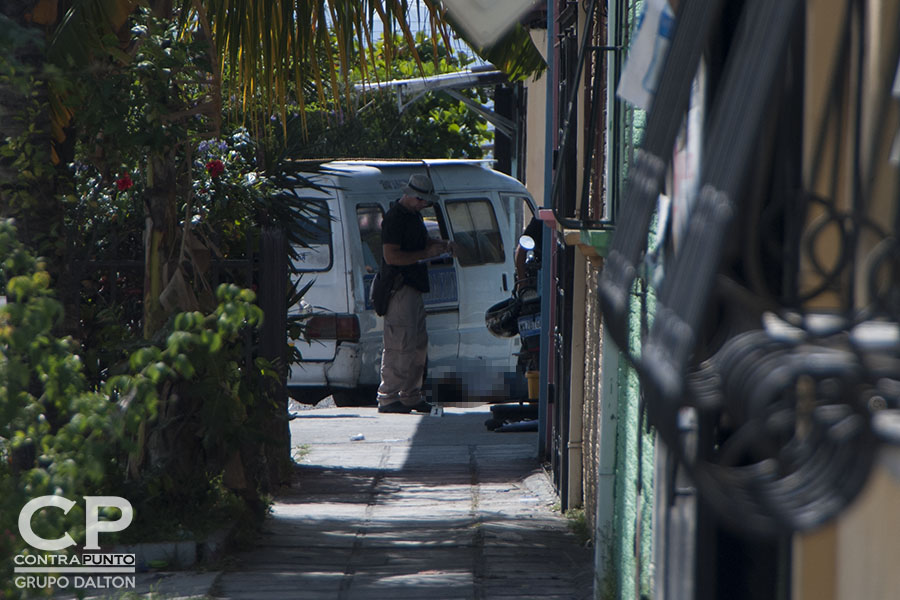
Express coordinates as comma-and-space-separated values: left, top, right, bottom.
584, 248, 657, 600
591, 0, 658, 597
611, 281, 655, 600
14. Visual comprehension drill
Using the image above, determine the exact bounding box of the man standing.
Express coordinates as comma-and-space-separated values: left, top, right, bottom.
377, 174, 453, 413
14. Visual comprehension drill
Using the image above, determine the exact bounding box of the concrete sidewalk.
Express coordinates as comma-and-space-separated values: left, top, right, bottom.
137, 405, 593, 599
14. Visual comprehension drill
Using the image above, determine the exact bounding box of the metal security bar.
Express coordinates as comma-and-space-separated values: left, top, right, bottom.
548, 0, 622, 230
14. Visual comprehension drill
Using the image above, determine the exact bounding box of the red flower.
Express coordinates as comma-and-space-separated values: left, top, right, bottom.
206, 159, 225, 178
115, 174, 133, 191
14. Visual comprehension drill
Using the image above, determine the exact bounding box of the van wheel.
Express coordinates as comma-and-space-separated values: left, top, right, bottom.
332, 387, 377, 407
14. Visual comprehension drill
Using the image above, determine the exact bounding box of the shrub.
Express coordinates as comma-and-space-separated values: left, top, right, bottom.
0, 219, 131, 596
0, 220, 274, 598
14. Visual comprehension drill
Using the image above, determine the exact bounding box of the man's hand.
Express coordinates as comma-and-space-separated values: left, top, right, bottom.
425, 238, 452, 258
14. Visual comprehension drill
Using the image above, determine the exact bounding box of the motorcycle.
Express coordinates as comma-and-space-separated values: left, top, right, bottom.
483, 234, 542, 431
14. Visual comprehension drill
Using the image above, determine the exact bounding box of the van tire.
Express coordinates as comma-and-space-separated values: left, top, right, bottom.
332, 386, 377, 407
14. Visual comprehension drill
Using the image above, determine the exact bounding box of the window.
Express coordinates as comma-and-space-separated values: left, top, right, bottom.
446, 199, 505, 266
293, 198, 333, 271
356, 203, 453, 272
356, 205, 384, 274
505, 194, 537, 242
421, 204, 453, 266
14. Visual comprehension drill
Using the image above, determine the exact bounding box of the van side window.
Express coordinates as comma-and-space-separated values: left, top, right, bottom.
356, 205, 384, 274
504, 195, 536, 240
446, 199, 506, 266
294, 198, 333, 271
420, 204, 453, 266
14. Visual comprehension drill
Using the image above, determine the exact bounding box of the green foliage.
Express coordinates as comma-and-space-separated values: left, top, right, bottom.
53, 10, 309, 545
190, 130, 275, 256
0, 219, 132, 597
108, 284, 267, 453
101, 282, 276, 547
0, 222, 273, 598
468, 23, 547, 82
63, 6, 223, 234
565, 508, 592, 547
267, 33, 493, 161
283, 93, 490, 160
65, 6, 222, 244
69, 8, 217, 173
0, 22, 68, 262
64, 8, 285, 345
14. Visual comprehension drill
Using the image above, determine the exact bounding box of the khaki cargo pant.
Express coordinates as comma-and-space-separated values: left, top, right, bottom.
377, 285, 428, 406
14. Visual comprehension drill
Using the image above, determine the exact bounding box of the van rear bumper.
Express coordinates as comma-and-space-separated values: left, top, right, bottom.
287, 341, 361, 389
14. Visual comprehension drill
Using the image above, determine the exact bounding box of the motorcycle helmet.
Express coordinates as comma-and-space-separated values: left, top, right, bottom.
485, 296, 521, 338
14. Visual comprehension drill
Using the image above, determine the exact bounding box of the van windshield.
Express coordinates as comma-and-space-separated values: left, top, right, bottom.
293, 198, 333, 271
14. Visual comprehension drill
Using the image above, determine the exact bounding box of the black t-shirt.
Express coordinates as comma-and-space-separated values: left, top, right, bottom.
381, 202, 430, 293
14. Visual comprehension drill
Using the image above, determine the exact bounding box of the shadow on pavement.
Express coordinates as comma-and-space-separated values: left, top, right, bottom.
210, 407, 592, 599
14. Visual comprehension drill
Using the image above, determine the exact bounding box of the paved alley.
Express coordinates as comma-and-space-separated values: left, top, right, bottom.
212, 405, 593, 599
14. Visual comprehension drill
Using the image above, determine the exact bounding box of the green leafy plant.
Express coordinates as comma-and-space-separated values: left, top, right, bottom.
0, 219, 137, 597
105, 282, 278, 536
0, 221, 278, 598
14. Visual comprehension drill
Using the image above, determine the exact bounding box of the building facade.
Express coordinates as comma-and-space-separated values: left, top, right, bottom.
515, 1, 900, 599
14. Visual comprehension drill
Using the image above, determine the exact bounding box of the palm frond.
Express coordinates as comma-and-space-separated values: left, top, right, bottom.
45, 0, 137, 151
47, 0, 136, 68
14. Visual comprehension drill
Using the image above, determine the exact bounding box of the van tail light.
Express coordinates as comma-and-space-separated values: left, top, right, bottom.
305, 314, 360, 342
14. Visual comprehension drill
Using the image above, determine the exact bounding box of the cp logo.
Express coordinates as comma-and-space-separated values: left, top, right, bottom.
18, 496, 133, 551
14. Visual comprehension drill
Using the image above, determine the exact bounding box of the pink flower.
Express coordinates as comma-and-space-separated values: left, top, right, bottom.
206, 159, 225, 178
116, 174, 133, 191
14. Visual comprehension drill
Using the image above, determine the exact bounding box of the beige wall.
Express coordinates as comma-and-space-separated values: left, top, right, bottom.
794, 1, 900, 598
524, 30, 549, 206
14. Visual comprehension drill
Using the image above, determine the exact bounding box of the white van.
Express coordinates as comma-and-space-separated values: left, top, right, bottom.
285, 159, 536, 406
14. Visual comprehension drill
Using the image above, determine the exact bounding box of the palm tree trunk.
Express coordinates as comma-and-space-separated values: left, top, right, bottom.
143, 151, 178, 338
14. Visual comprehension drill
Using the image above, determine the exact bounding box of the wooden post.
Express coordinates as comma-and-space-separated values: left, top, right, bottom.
258, 225, 291, 488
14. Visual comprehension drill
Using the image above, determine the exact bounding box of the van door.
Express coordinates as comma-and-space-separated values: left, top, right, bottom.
288, 189, 345, 366
420, 202, 460, 377
354, 201, 459, 384
444, 195, 517, 371
354, 203, 387, 387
